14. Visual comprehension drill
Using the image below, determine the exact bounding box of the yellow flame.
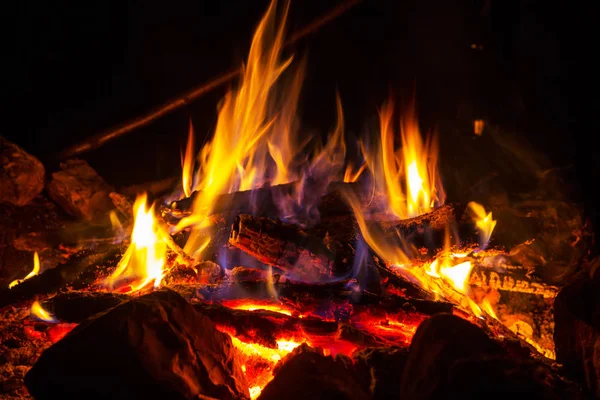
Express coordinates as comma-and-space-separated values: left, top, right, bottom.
176, 0, 306, 258
249, 386, 262, 399
31, 300, 57, 323
181, 119, 196, 198
439, 261, 473, 293
108, 194, 167, 292
467, 201, 497, 248
480, 298, 498, 319
9, 252, 40, 289
363, 100, 444, 219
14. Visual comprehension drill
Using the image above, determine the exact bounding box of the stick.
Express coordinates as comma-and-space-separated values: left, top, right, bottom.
58, 0, 364, 160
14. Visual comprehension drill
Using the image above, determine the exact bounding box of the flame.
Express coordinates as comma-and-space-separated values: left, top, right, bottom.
108, 194, 167, 292
343, 162, 366, 183
474, 119, 484, 136
480, 297, 498, 319
9, 252, 40, 289
363, 100, 444, 219
467, 201, 497, 248
181, 119, 196, 198
31, 301, 57, 323
177, 0, 307, 257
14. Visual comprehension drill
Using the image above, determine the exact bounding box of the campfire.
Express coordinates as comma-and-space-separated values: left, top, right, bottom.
0, 1, 594, 399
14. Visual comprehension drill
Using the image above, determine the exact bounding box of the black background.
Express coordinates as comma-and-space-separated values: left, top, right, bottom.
2, 0, 591, 224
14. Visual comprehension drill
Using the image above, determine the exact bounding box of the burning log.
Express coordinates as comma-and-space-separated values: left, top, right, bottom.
257, 344, 370, 400
25, 289, 250, 400
229, 214, 337, 280
0, 244, 123, 309
0, 137, 45, 206
470, 262, 559, 298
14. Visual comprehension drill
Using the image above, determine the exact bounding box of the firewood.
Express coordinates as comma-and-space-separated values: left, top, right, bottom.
0, 244, 123, 309
229, 214, 337, 280
470, 263, 559, 298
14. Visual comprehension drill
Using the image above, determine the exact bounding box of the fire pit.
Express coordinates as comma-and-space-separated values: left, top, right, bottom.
0, 1, 593, 399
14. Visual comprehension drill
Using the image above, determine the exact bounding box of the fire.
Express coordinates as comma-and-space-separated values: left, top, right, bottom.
9, 251, 40, 289
181, 119, 196, 198
467, 201, 497, 248
363, 100, 444, 219
177, 0, 306, 257
30, 300, 57, 323
343, 162, 366, 183
108, 194, 167, 292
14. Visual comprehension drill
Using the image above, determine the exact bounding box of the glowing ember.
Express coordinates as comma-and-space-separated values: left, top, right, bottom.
229, 335, 303, 398
9, 252, 40, 289
467, 201, 497, 248
474, 119, 484, 135
107, 194, 167, 292
221, 300, 294, 316
30, 301, 57, 323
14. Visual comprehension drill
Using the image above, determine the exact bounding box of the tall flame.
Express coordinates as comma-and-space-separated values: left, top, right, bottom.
108, 194, 167, 292
177, 0, 306, 257
9, 252, 40, 289
364, 100, 444, 218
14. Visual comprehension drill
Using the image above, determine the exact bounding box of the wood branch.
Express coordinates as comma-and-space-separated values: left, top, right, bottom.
57, 0, 364, 159
0, 244, 123, 309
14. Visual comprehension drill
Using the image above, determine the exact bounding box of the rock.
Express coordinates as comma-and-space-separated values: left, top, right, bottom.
399, 313, 505, 399
47, 159, 115, 222
400, 313, 582, 399
258, 344, 369, 400
25, 289, 249, 400
0, 137, 45, 206
352, 346, 408, 399
554, 258, 600, 398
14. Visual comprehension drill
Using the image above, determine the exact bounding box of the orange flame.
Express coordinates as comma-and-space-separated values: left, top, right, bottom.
363, 100, 444, 219
467, 201, 497, 248
177, 0, 306, 257
31, 300, 57, 323
181, 119, 196, 198
108, 194, 167, 292
343, 162, 366, 183
9, 252, 40, 289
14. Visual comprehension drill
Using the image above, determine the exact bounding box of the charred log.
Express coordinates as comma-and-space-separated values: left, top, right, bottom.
25, 289, 249, 400
0, 244, 123, 309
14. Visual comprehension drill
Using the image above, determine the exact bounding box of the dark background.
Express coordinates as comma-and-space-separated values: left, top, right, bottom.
2, 0, 591, 224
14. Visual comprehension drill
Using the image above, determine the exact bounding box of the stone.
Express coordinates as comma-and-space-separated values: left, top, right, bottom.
554, 257, 600, 398
47, 159, 115, 222
0, 137, 45, 206
258, 344, 369, 400
25, 289, 249, 400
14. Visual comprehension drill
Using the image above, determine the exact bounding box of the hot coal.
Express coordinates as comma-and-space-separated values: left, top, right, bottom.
257, 344, 370, 400
25, 289, 249, 400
